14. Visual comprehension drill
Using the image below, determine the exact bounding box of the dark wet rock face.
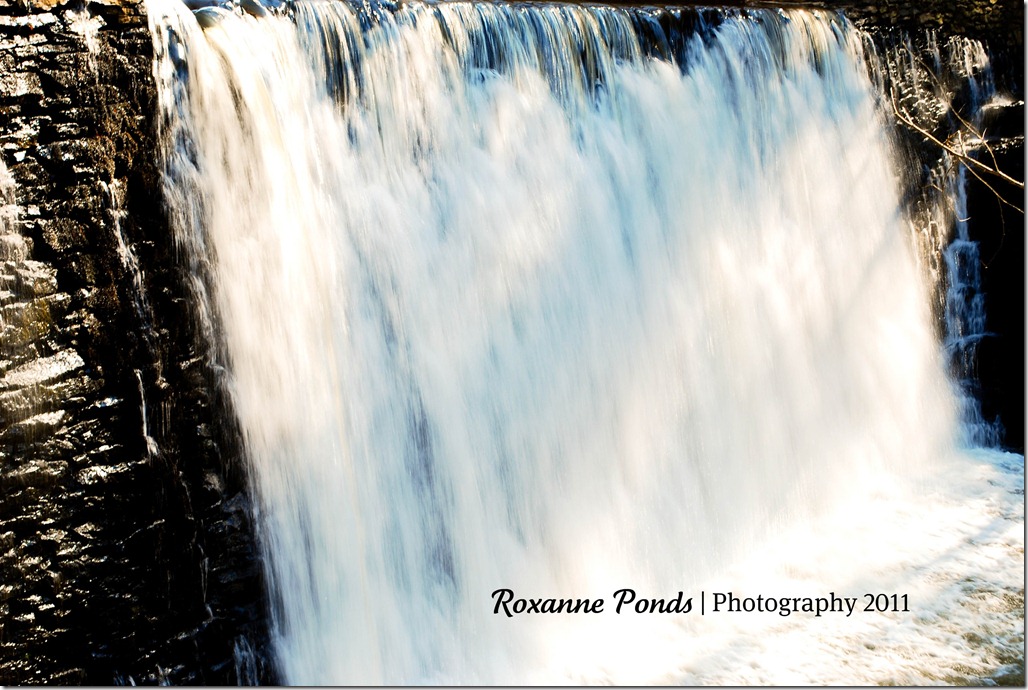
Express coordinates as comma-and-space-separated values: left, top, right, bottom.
0, 0, 272, 683
830, 0, 1023, 51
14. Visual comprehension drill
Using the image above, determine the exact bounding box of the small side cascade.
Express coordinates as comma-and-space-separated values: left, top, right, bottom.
868, 31, 1008, 446
935, 38, 1006, 447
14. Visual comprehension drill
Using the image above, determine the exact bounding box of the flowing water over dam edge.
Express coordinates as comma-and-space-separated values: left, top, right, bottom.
0, 0, 1022, 684
148, 0, 1024, 683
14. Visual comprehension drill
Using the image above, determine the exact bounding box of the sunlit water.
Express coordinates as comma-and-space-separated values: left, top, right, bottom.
147, 1, 1024, 683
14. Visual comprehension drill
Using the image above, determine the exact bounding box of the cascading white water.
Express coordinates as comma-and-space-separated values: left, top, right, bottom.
148, 1, 1023, 684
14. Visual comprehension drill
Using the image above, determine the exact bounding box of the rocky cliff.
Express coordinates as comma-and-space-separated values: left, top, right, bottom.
0, 0, 272, 682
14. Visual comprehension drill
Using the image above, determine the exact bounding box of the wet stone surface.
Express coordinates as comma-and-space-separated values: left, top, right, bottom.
0, 0, 272, 684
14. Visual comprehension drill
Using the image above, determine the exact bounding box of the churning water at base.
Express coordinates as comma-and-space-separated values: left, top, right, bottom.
147, 0, 1023, 683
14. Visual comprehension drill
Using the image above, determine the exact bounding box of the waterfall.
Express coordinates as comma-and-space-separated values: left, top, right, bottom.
147, 1, 1023, 684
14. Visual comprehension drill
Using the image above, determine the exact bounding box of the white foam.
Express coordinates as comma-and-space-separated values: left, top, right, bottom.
148, 1, 1024, 684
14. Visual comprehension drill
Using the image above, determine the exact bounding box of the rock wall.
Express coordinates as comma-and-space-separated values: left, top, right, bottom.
831, 0, 1023, 51
0, 0, 272, 683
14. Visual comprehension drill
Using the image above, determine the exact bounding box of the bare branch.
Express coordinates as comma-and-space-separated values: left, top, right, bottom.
889, 92, 1024, 194
897, 60, 1022, 196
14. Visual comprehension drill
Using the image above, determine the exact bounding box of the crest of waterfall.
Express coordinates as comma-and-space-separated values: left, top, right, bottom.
146, 0, 996, 683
